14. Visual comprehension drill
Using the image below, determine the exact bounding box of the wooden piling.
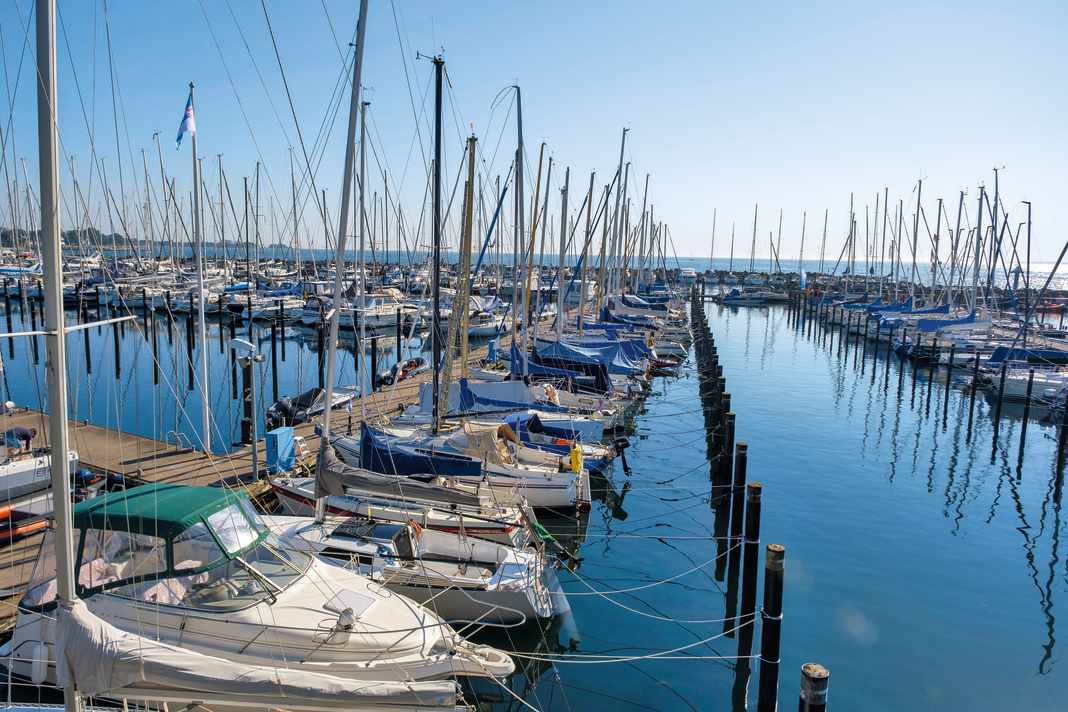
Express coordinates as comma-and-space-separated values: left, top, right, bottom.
942, 344, 955, 427
396, 308, 403, 363
371, 336, 379, 391
966, 352, 980, 440
714, 411, 736, 582
279, 302, 286, 362
28, 298, 38, 365
727, 441, 748, 572
798, 663, 829, 712
992, 361, 1008, 447
165, 291, 174, 345
739, 483, 762, 631
151, 309, 159, 385
270, 320, 279, 403
112, 318, 121, 380
1019, 368, 1035, 459
757, 543, 785, 712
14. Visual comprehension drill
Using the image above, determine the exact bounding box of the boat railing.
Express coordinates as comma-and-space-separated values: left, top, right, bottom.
163, 430, 193, 452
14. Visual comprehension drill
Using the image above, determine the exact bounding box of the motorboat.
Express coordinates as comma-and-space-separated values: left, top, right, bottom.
4, 483, 515, 688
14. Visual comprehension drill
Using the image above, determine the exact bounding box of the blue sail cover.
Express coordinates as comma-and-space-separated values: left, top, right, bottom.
916, 311, 976, 333
557, 336, 652, 360
510, 343, 585, 380
359, 422, 480, 477
905, 303, 950, 316
868, 297, 911, 314
535, 339, 644, 376
986, 347, 1068, 368
455, 376, 569, 415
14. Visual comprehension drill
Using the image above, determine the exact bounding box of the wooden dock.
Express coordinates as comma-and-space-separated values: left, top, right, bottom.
0, 334, 506, 631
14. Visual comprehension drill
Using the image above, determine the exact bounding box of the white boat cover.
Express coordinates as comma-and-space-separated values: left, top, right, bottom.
55, 600, 458, 707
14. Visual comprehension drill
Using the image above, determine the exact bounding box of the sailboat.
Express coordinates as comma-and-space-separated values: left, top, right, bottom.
3, 3, 513, 710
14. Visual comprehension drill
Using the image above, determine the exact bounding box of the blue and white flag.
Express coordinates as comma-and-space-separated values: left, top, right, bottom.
800, 270, 807, 289
175, 91, 196, 149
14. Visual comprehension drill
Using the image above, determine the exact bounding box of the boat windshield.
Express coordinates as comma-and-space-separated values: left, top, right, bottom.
19, 500, 311, 612
112, 532, 310, 610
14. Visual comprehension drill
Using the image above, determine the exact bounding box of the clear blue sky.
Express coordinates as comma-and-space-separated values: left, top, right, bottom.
2, 0, 1066, 261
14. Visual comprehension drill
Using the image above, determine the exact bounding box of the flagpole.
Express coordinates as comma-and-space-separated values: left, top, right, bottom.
189, 82, 211, 453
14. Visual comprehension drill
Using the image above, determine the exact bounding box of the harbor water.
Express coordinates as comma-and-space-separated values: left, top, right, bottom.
1, 296, 1065, 710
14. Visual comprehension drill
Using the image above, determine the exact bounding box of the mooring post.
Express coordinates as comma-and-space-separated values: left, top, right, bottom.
185, 303, 195, 392
925, 335, 937, 416
112, 317, 121, 380
943, 344, 955, 426
217, 301, 225, 354
1019, 368, 1035, 459
860, 317, 869, 373
992, 361, 1008, 447
278, 301, 286, 362
240, 357, 253, 445
270, 320, 279, 403
142, 287, 149, 330
757, 544, 785, 712
727, 440, 748, 572
714, 412, 737, 582
798, 663, 830, 712
150, 309, 158, 385
967, 351, 980, 439
28, 296, 38, 365
371, 336, 380, 392
724, 441, 748, 635
396, 308, 403, 363
739, 483, 763, 634
1057, 393, 1068, 468
165, 290, 174, 345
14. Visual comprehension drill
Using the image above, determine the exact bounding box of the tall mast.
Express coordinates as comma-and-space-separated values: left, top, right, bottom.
728, 221, 735, 273
521, 143, 545, 369
315, 0, 369, 516
189, 83, 211, 453
530, 156, 551, 349
36, 1, 79, 709
636, 173, 650, 292
358, 100, 368, 419
932, 197, 943, 293
218, 155, 226, 264
749, 203, 758, 273
798, 210, 807, 275
972, 187, 984, 313
948, 191, 964, 309
556, 166, 569, 340
607, 128, 628, 297
775, 208, 783, 273
458, 135, 477, 375
911, 179, 921, 293
879, 188, 888, 297
578, 171, 594, 335
430, 56, 444, 434
709, 208, 716, 274
511, 86, 524, 342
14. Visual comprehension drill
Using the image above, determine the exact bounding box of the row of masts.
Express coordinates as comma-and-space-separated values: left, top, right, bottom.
710, 172, 1035, 313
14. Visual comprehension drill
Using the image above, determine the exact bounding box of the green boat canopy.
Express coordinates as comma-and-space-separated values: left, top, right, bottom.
72, 482, 248, 539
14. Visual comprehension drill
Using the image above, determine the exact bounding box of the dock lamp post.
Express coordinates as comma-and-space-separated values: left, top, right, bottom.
232, 338, 266, 480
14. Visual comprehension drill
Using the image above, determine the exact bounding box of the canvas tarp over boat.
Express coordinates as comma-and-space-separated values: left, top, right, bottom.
315, 444, 481, 507
534, 339, 644, 376
55, 600, 458, 708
